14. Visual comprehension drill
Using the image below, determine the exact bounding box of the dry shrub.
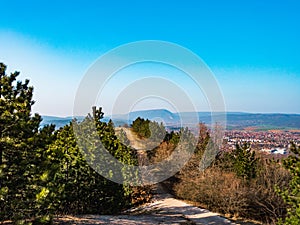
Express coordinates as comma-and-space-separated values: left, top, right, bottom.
130, 185, 152, 207
143, 126, 290, 224
247, 160, 290, 224
147, 142, 176, 163
174, 167, 249, 218
172, 159, 290, 224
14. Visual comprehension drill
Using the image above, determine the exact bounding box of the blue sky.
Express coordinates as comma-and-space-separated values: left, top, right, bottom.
0, 0, 299, 116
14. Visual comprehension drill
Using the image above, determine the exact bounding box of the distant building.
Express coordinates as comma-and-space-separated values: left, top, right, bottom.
270, 148, 287, 155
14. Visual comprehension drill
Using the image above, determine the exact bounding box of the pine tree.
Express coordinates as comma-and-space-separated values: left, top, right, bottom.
277, 143, 300, 224
45, 122, 128, 214
45, 107, 139, 214
149, 121, 166, 143
231, 143, 258, 180
118, 128, 130, 146
0, 63, 55, 223
132, 117, 151, 138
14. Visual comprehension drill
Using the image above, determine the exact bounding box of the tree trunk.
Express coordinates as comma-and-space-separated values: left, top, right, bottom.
0, 145, 2, 165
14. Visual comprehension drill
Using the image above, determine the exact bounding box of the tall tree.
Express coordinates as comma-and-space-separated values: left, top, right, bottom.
132, 117, 151, 138
231, 142, 258, 180
0, 63, 55, 223
45, 122, 129, 215
47, 107, 139, 214
277, 143, 300, 224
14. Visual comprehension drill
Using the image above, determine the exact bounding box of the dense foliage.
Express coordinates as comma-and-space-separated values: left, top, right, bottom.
0, 63, 56, 223
231, 142, 258, 180
277, 143, 300, 224
132, 117, 151, 138
0, 63, 140, 224
45, 119, 135, 215
131, 117, 165, 142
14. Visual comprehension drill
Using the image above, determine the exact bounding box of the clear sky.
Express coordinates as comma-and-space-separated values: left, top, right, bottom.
0, 0, 299, 116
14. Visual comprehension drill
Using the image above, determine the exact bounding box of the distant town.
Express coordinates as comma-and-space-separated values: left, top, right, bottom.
222, 129, 300, 155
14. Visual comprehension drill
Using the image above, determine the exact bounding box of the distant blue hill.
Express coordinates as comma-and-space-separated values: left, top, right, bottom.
41, 110, 300, 130
110, 109, 180, 125
41, 116, 84, 129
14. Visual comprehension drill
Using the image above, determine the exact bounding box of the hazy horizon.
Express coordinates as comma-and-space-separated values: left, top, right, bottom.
41, 109, 300, 119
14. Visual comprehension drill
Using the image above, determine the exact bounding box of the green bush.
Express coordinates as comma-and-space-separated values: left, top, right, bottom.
277, 143, 300, 224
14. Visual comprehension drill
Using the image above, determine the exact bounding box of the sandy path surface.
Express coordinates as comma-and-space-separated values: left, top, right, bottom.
115, 127, 146, 150
55, 184, 240, 225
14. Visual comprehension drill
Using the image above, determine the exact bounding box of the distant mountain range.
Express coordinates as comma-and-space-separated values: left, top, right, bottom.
41, 109, 300, 131
40, 116, 75, 129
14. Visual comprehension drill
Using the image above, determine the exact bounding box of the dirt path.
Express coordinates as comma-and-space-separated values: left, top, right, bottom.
54, 184, 243, 225
115, 127, 146, 150
124, 184, 240, 225
115, 127, 150, 168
